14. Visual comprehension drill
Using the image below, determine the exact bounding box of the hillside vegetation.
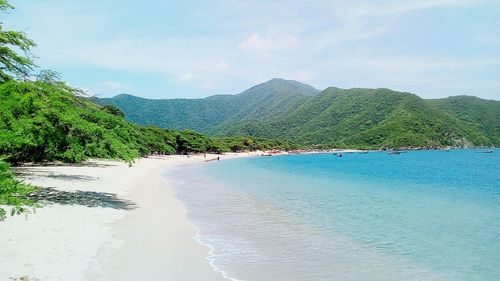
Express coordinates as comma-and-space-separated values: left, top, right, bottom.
428, 96, 500, 145
95, 78, 319, 134
98, 80, 500, 149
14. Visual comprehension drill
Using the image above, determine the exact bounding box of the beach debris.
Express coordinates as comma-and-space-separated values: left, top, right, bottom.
10, 276, 41, 281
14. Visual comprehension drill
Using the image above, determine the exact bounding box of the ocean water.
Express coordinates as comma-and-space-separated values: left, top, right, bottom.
162, 149, 500, 281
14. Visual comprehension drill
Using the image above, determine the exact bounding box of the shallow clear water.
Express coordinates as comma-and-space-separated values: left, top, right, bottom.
162, 149, 500, 281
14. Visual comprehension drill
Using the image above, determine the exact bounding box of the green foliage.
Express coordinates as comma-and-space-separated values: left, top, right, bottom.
93, 94, 240, 134
0, 80, 251, 164
0, 159, 37, 220
0, 1, 36, 82
102, 104, 125, 117
175, 130, 215, 154
36, 69, 62, 84
95, 78, 319, 134
134, 126, 177, 155
428, 96, 500, 146
0, 0, 13, 12
96, 79, 499, 149
275, 88, 498, 149
214, 136, 297, 152
0, 80, 141, 164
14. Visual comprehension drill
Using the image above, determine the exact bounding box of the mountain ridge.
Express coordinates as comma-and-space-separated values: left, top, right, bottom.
95, 78, 500, 149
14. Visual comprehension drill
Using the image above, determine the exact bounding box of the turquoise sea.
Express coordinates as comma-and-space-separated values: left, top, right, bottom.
162, 149, 499, 281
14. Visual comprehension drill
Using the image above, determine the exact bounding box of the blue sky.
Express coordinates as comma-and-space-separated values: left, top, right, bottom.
4, 0, 500, 99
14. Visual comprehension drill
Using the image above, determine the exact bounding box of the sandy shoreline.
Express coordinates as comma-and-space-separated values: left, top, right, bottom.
0, 153, 249, 281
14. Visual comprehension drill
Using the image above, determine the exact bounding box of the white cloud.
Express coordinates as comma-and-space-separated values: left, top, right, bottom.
176, 72, 193, 84
305, 54, 500, 98
238, 33, 299, 55
215, 61, 229, 71
291, 70, 315, 83
317, 0, 483, 20
199, 81, 215, 91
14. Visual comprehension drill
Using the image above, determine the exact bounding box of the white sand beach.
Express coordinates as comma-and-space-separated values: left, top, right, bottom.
0, 154, 248, 281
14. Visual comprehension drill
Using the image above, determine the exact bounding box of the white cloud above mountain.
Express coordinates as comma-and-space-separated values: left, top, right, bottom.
5, 0, 499, 99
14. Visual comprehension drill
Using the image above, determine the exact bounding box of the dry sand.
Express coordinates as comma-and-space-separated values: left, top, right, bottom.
0, 154, 249, 281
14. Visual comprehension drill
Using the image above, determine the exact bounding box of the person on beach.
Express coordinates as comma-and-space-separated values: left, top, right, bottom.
217, 156, 220, 161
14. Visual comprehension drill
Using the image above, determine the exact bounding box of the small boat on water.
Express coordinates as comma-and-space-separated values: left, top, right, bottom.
261, 154, 272, 157
477, 150, 494, 153
358, 151, 368, 154
388, 151, 402, 155
337, 153, 343, 158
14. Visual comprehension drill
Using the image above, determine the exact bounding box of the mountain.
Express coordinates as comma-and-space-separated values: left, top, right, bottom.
427, 95, 500, 145
95, 79, 500, 149
95, 78, 319, 134
94, 93, 239, 134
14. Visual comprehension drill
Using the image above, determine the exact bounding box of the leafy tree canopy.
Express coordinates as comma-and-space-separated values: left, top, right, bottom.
0, 0, 36, 82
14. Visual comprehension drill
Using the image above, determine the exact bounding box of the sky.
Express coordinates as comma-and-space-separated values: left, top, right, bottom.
4, 0, 500, 100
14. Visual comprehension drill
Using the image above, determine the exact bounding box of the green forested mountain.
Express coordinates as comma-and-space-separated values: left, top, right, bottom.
95, 93, 240, 134
96, 79, 500, 149
427, 96, 500, 145
95, 78, 319, 134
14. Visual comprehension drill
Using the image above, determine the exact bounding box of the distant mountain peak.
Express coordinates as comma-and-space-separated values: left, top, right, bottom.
267, 77, 299, 84
266, 77, 315, 87
269, 77, 287, 82
112, 93, 137, 99
242, 78, 320, 97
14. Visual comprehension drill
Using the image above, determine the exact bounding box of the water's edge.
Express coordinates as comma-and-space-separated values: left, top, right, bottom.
160, 164, 244, 281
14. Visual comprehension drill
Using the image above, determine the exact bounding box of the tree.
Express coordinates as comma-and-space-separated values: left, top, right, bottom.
0, 0, 36, 82
0, 0, 12, 11
36, 69, 61, 84
102, 104, 125, 117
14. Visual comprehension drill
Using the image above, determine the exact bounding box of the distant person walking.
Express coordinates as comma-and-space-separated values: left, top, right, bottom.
217, 156, 220, 161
